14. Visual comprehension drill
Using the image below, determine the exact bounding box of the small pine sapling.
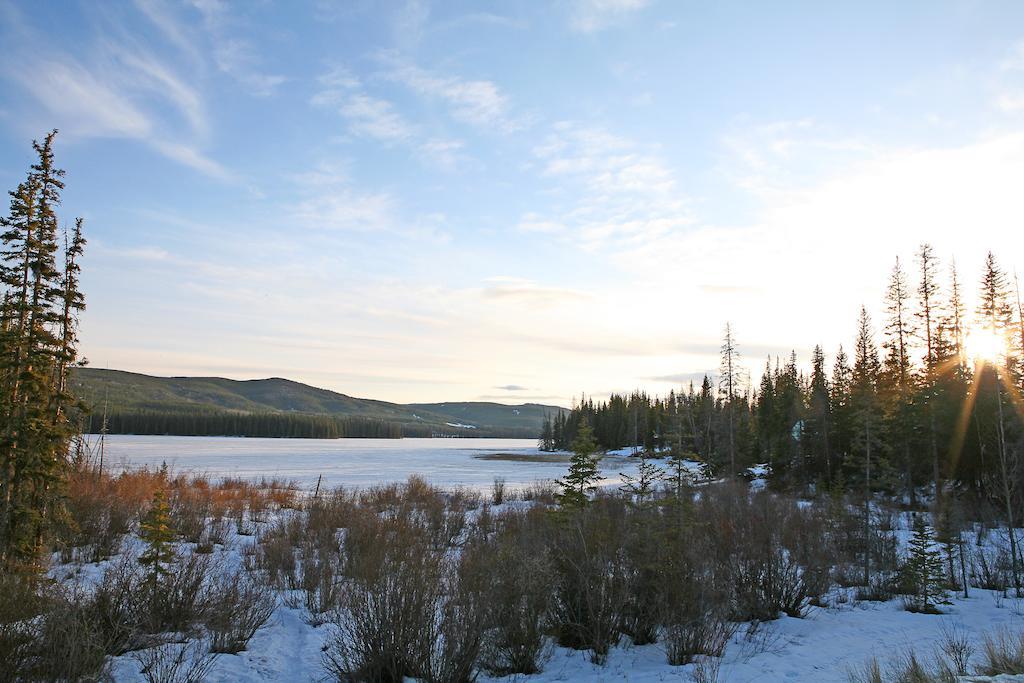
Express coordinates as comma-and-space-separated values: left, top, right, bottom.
555, 420, 601, 509
139, 489, 176, 596
620, 454, 664, 508
901, 514, 950, 613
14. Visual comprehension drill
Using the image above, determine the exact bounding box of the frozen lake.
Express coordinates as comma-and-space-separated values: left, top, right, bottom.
93, 435, 641, 491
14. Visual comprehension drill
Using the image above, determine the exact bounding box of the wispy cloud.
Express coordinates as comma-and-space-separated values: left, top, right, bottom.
495, 384, 529, 391
481, 277, 591, 305
186, 0, 285, 96
569, 0, 650, 33
523, 121, 691, 249
312, 65, 468, 168
381, 56, 520, 132
339, 94, 415, 142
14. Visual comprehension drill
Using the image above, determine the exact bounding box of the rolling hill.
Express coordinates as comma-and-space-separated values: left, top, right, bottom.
70, 368, 565, 439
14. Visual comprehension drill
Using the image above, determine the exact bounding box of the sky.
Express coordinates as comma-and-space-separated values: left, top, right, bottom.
2, 0, 1024, 406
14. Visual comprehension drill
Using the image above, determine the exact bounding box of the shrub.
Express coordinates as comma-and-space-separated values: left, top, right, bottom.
477, 511, 552, 676
207, 570, 277, 653
548, 500, 628, 662
131, 638, 219, 683
323, 512, 441, 681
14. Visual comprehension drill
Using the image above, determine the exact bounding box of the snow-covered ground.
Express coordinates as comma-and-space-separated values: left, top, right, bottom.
54, 439, 1024, 681
50, 501, 1022, 683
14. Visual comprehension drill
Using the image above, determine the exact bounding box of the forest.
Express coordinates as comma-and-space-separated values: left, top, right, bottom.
80, 409, 538, 439
541, 248, 1023, 515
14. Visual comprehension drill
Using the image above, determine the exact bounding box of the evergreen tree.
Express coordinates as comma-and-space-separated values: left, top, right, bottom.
916, 243, 943, 495
719, 323, 741, 476
975, 252, 1020, 595
851, 306, 881, 586
139, 489, 176, 595
901, 514, 949, 613
881, 257, 918, 505
805, 345, 833, 485
0, 131, 86, 568
619, 454, 664, 508
555, 419, 601, 509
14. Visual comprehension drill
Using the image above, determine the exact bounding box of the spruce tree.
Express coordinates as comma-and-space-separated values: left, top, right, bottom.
851, 306, 881, 586
901, 514, 948, 613
719, 323, 741, 476
619, 453, 664, 508
975, 251, 1020, 595
881, 257, 917, 506
805, 345, 833, 485
0, 131, 86, 568
139, 489, 176, 595
555, 419, 601, 509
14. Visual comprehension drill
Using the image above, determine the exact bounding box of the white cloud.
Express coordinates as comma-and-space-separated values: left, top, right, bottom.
16, 59, 153, 139
383, 58, 518, 131
524, 121, 691, 249
569, 0, 649, 33
481, 277, 591, 304
339, 94, 415, 142
186, 0, 285, 95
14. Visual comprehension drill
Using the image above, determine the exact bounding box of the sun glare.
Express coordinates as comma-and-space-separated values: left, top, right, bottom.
966, 327, 1005, 364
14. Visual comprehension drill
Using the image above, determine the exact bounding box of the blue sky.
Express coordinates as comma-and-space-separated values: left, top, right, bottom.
2, 0, 1024, 405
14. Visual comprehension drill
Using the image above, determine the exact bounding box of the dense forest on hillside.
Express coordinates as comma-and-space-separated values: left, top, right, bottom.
81, 409, 538, 439
72, 369, 558, 439
544, 247, 1023, 509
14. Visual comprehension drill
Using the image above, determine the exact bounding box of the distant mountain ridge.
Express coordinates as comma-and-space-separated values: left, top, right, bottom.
70, 368, 565, 439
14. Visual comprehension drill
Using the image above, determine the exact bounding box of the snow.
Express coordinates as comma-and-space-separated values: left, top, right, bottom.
87, 546, 1024, 682
57, 437, 1024, 682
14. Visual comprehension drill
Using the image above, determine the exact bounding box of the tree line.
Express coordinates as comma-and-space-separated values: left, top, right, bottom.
543, 246, 1024, 511
80, 409, 536, 439
0, 131, 86, 569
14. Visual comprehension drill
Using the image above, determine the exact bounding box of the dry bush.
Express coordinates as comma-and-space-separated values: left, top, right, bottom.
426, 547, 492, 683
977, 627, 1024, 675
522, 480, 557, 505
476, 510, 553, 676
28, 585, 111, 682
0, 574, 43, 682
447, 486, 482, 512
658, 526, 734, 666
300, 543, 343, 623
206, 569, 277, 653
936, 622, 973, 676
89, 554, 145, 655
323, 512, 442, 681
972, 543, 1013, 591
548, 499, 629, 662
491, 477, 506, 505
131, 638, 219, 683
699, 486, 815, 621
620, 509, 666, 645
151, 551, 217, 634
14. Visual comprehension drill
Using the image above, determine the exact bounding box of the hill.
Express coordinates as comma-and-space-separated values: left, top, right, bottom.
70, 368, 564, 439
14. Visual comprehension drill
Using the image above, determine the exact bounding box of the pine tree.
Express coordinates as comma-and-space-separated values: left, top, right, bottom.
851, 306, 881, 586
805, 345, 833, 485
555, 419, 601, 509
620, 453, 664, 508
139, 489, 176, 594
975, 251, 1020, 595
0, 131, 86, 568
916, 243, 943, 495
881, 257, 918, 505
901, 514, 948, 613
719, 323, 741, 476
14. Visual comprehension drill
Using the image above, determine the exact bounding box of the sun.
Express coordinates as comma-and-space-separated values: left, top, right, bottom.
966, 327, 1005, 364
